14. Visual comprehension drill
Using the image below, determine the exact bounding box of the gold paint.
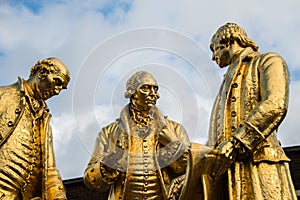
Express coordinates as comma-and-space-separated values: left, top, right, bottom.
0, 57, 69, 199
84, 71, 192, 199
206, 22, 297, 199
84, 71, 234, 200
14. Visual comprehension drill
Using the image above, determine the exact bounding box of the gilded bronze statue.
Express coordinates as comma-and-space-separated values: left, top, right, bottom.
84, 71, 194, 200
206, 22, 297, 199
0, 57, 70, 200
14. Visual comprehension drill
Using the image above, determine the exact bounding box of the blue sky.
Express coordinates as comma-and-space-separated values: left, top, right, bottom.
97, 0, 132, 18
1, 0, 300, 179
10, 0, 44, 14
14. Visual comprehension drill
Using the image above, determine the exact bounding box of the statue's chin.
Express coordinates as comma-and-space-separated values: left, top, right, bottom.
42, 91, 51, 100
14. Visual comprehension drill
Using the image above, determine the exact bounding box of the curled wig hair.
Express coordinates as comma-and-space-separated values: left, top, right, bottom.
124, 71, 157, 98
211, 23, 259, 52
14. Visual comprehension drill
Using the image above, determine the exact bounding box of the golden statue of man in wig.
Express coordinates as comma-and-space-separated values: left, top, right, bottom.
0, 58, 70, 200
206, 22, 297, 199
84, 71, 193, 200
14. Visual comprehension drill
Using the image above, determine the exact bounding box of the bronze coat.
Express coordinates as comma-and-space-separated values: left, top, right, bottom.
0, 78, 66, 199
84, 105, 191, 200
206, 47, 297, 199
208, 47, 290, 162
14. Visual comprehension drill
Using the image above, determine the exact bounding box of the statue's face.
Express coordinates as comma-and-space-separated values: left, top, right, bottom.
132, 84, 159, 110
37, 66, 69, 100
210, 39, 233, 68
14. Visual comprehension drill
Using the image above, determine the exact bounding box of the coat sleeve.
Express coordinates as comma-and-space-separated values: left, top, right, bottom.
158, 120, 190, 174
233, 53, 289, 151
43, 113, 67, 200
83, 123, 120, 192
206, 92, 222, 147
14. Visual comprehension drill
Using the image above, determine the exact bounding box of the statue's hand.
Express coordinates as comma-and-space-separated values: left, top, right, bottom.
217, 137, 250, 161
204, 142, 236, 178
216, 138, 237, 160
159, 126, 179, 146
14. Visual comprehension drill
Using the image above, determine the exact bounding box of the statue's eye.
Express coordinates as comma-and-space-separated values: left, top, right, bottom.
54, 78, 63, 86
215, 45, 225, 51
141, 85, 149, 91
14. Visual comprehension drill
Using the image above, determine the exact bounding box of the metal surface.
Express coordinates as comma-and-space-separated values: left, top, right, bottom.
0, 57, 70, 200
206, 22, 297, 200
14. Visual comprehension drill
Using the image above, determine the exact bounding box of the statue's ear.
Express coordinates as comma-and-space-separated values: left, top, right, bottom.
131, 93, 138, 100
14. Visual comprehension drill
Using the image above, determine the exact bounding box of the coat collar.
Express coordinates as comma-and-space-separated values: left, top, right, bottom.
118, 104, 166, 134
229, 47, 257, 68
239, 47, 258, 62
18, 77, 49, 114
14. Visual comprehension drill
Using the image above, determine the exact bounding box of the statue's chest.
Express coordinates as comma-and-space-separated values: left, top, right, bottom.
0, 105, 42, 190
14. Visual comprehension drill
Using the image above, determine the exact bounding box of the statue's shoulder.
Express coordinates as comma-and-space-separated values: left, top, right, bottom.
0, 82, 20, 98
261, 51, 281, 57
256, 51, 285, 62
0, 82, 22, 111
0, 81, 25, 145
102, 121, 120, 133
255, 52, 288, 71
166, 118, 183, 128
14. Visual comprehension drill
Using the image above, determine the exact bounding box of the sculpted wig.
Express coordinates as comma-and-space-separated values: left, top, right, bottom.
211, 22, 259, 52
124, 71, 158, 98
29, 57, 70, 84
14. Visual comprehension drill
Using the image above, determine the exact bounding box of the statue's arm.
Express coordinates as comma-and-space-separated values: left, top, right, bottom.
83, 126, 120, 192
45, 120, 67, 200
233, 53, 289, 151
158, 120, 190, 174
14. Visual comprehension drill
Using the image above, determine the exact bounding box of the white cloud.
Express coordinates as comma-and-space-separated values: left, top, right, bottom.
0, 0, 299, 179
51, 112, 75, 152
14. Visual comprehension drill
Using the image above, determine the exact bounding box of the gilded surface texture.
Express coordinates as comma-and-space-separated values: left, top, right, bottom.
84, 71, 193, 200
206, 23, 297, 200
0, 58, 70, 200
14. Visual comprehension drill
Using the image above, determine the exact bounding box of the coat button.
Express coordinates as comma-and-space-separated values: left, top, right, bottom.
232, 83, 238, 88
231, 96, 236, 102
231, 111, 236, 117
231, 126, 236, 131
15, 108, 21, 114
7, 121, 14, 127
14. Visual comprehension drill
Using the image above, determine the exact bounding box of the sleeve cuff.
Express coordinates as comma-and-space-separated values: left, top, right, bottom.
232, 124, 265, 151
83, 162, 114, 191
